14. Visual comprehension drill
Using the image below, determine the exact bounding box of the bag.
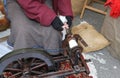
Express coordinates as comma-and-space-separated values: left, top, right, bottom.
0, 0, 10, 31
71, 22, 110, 52
101, 9, 120, 60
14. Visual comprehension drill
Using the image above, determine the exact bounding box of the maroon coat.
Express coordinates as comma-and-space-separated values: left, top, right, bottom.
17, 0, 73, 26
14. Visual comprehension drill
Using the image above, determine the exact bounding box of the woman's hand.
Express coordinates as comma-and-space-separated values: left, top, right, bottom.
62, 23, 69, 29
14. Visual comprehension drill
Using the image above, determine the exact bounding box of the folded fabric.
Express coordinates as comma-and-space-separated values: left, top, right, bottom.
105, 0, 120, 18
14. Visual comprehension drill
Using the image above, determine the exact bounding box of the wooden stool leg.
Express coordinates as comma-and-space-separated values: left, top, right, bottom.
80, 0, 106, 19
80, 0, 88, 18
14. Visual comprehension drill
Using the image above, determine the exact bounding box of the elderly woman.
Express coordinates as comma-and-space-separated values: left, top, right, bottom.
4, 0, 73, 55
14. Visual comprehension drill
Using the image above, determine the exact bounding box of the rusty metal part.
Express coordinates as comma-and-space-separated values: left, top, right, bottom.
74, 34, 88, 47
61, 33, 91, 78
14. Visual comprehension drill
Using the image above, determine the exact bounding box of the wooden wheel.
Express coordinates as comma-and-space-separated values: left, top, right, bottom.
0, 48, 55, 78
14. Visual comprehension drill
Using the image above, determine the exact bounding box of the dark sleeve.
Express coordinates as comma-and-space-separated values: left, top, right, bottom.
17, 0, 57, 26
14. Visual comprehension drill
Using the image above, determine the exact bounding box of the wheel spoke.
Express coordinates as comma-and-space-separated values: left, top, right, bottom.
17, 59, 23, 66
8, 72, 22, 78
31, 60, 45, 66
30, 58, 36, 64
5, 68, 22, 72
31, 63, 46, 70
31, 71, 44, 75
